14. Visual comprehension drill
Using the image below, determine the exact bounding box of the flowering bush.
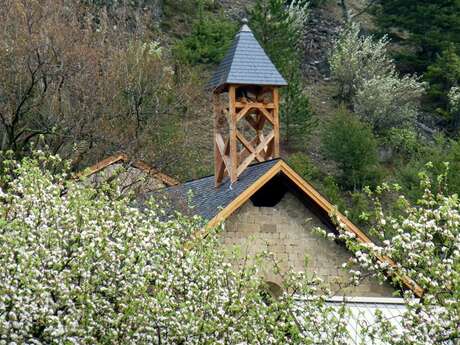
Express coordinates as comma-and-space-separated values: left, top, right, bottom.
1, 152, 458, 344
0, 152, 347, 344
338, 168, 460, 344
353, 73, 425, 133
329, 23, 393, 100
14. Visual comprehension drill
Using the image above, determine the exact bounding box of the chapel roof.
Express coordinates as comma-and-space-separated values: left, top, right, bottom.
142, 159, 280, 220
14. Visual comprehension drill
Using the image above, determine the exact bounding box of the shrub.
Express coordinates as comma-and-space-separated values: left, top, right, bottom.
329, 23, 393, 100
321, 109, 381, 190
385, 127, 419, 156
286, 152, 320, 181
397, 136, 460, 200
0, 152, 350, 344
353, 73, 425, 133
339, 172, 460, 344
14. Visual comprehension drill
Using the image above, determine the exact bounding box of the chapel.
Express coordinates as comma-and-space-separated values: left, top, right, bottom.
83, 23, 424, 342
140, 23, 422, 300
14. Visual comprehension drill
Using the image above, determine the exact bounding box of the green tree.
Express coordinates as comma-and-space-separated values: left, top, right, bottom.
321, 109, 381, 190
250, 0, 313, 147
375, 0, 460, 73
353, 73, 424, 134
425, 46, 460, 121
329, 23, 393, 101
173, 6, 237, 65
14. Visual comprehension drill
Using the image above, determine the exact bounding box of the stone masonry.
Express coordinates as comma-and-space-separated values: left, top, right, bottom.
221, 192, 394, 297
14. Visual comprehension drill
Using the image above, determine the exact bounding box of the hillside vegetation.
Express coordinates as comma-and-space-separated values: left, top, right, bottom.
1, 0, 460, 223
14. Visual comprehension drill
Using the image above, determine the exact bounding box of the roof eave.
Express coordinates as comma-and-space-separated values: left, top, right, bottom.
203, 160, 424, 298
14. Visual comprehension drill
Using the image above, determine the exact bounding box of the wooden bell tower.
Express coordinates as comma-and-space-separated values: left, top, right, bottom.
209, 23, 287, 186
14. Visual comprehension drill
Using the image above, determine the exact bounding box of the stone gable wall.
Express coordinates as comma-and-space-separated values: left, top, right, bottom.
221, 192, 394, 297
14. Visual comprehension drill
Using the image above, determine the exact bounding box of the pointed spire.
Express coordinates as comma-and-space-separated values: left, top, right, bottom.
208, 22, 288, 91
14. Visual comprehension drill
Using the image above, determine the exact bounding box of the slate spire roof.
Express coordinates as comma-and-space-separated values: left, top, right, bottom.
208, 23, 288, 91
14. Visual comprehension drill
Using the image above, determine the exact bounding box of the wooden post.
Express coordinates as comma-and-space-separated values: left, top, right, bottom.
273, 87, 280, 158
213, 93, 222, 187
229, 85, 238, 183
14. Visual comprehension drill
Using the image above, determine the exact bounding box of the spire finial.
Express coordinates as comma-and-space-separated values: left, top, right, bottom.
240, 18, 251, 32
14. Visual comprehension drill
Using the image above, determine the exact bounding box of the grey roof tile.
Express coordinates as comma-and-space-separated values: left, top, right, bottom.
141, 159, 280, 221
208, 24, 287, 90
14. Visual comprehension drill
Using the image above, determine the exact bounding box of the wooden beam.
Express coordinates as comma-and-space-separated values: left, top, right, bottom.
131, 160, 179, 186
258, 107, 274, 125
235, 102, 275, 109
229, 85, 238, 183
76, 153, 128, 178
236, 104, 252, 122
238, 137, 258, 163
236, 130, 265, 162
273, 87, 280, 158
216, 133, 231, 174
237, 132, 274, 176
213, 93, 222, 186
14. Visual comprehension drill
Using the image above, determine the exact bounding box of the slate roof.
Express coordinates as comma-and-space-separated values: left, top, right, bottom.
208, 24, 288, 91
142, 159, 280, 220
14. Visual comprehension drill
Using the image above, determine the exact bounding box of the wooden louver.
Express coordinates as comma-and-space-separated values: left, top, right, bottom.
213, 85, 280, 186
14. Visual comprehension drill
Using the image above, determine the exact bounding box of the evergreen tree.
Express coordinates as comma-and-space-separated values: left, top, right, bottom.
250, 0, 314, 148
376, 0, 460, 73
425, 46, 460, 121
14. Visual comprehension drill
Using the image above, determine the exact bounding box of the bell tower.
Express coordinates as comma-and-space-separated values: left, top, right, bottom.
209, 23, 287, 186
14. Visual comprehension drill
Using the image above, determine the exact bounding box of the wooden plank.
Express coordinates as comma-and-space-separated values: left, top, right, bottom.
235, 101, 275, 109
213, 93, 222, 186
265, 134, 275, 158
258, 107, 274, 125
237, 132, 274, 176
273, 87, 280, 158
236, 130, 264, 162
236, 104, 252, 122
131, 160, 179, 186
76, 153, 128, 178
215, 133, 231, 173
257, 132, 272, 156
238, 137, 258, 163
229, 85, 238, 183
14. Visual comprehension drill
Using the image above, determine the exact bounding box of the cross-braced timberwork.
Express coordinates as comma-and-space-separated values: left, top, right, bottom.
214, 85, 280, 186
